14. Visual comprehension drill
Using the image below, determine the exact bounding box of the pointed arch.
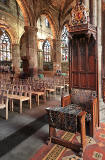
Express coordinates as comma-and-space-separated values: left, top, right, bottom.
37, 10, 57, 39
16, 0, 33, 26
0, 21, 18, 44
61, 25, 69, 62
43, 39, 51, 62
0, 28, 12, 61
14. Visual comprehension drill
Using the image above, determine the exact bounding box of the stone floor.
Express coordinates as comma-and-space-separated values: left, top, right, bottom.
0, 95, 61, 160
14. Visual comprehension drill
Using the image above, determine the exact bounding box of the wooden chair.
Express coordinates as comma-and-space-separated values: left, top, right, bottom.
31, 84, 46, 106
64, 76, 69, 92
55, 78, 65, 95
0, 89, 8, 120
8, 89, 31, 114
61, 89, 98, 137
45, 82, 56, 99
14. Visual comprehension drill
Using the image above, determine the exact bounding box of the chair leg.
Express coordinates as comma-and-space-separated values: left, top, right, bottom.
37, 95, 39, 106
20, 100, 22, 114
11, 100, 13, 112
30, 98, 31, 109
6, 105, 8, 120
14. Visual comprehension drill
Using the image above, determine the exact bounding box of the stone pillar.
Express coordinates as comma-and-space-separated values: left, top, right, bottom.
89, 0, 93, 24
37, 50, 43, 71
83, 0, 89, 9
52, 38, 61, 72
12, 44, 20, 75
97, 0, 105, 122
89, 0, 97, 26
24, 26, 38, 76
92, 0, 97, 26
102, 4, 105, 77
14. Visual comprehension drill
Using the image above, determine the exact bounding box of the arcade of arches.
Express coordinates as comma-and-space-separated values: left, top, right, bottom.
1, 0, 105, 159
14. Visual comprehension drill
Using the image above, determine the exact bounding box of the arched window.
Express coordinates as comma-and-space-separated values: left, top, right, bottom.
0, 28, 11, 61
61, 26, 69, 62
43, 40, 51, 62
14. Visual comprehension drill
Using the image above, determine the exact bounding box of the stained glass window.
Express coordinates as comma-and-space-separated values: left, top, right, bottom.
43, 40, 51, 62
61, 26, 69, 62
0, 28, 11, 61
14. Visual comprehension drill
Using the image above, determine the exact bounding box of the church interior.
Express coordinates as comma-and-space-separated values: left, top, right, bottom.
0, 0, 105, 159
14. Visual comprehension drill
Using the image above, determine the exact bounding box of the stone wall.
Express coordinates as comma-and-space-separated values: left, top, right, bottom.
0, 0, 24, 74
61, 62, 69, 73
0, 0, 24, 41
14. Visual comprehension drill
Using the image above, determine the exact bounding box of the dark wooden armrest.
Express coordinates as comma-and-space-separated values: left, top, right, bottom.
78, 111, 87, 152
61, 94, 71, 107
78, 111, 87, 118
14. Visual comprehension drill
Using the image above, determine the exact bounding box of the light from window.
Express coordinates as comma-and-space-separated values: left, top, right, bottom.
43, 40, 51, 62
45, 18, 50, 28
0, 28, 11, 61
61, 26, 69, 62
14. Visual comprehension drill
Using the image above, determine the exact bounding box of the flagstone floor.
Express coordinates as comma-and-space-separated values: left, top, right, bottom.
0, 94, 105, 160
0, 95, 61, 160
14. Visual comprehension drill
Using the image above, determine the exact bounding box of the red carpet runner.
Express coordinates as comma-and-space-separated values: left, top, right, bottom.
31, 123, 105, 160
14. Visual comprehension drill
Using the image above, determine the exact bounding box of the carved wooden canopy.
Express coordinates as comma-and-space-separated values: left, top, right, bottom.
68, 23, 97, 40
70, 1, 89, 26
69, 1, 96, 40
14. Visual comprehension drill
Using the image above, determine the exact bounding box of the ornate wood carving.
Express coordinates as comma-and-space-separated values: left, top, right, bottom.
61, 94, 98, 137
65, 0, 99, 137
46, 107, 87, 156
68, 22, 97, 90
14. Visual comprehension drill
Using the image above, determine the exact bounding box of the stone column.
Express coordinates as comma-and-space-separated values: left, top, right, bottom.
24, 26, 38, 76
102, 4, 105, 77
97, 0, 105, 122
37, 50, 43, 71
83, 0, 89, 9
92, 0, 97, 26
52, 38, 61, 72
12, 43, 20, 75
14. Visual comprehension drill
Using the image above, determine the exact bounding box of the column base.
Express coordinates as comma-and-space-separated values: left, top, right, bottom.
29, 68, 37, 77
53, 62, 61, 72
99, 98, 105, 122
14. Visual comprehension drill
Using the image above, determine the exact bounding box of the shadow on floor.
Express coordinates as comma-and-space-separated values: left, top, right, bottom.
0, 114, 48, 158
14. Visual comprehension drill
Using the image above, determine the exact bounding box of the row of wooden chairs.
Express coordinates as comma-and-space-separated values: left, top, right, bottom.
0, 88, 31, 120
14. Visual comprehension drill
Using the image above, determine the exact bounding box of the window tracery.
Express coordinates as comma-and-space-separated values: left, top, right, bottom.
43, 40, 51, 62
0, 28, 11, 61
61, 26, 69, 62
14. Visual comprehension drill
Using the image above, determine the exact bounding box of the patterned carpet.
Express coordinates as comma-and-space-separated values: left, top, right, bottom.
31, 123, 105, 160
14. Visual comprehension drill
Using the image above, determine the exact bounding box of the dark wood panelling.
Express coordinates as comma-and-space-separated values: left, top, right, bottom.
80, 74, 87, 88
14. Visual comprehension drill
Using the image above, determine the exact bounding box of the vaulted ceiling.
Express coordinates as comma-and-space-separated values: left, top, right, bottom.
49, 0, 75, 12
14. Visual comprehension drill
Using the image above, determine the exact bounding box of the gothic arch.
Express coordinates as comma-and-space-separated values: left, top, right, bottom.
37, 10, 57, 39
0, 21, 18, 44
16, 0, 33, 26
42, 38, 53, 51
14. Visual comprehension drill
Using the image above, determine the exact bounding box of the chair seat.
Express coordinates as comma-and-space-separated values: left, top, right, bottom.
0, 104, 6, 109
